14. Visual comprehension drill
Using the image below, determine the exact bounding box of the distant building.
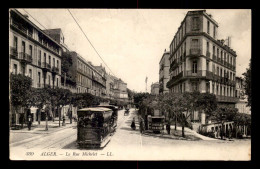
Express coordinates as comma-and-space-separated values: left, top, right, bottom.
151, 82, 159, 95
159, 50, 170, 94
235, 76, 251, 114
112, 77, 128, 103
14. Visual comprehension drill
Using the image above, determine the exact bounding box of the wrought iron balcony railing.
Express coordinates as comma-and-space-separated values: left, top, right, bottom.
10, 47, 18, 58
213, 54, 217, 61
42, 62, 51, 70
206, 51, 211, 58
19, 52, 32, 63
216, 95, 239, 103
190, 48, 201, 55
52, 66, 59, 74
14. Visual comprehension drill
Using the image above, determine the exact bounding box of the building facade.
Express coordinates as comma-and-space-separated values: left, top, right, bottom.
9, 9, 62, 124
159, 50, 170, 94
43, 28, 76, 93
151, 82, 159, 95
113, 77, 128, 103
167, 10, 238, 107
94, 64, 107, 98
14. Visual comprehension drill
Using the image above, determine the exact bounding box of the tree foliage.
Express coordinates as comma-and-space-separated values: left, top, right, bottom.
242, 59, 251, 108
10, 73, 32, 109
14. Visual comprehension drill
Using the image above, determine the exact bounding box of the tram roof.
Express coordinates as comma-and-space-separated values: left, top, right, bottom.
78, 107, 112, 112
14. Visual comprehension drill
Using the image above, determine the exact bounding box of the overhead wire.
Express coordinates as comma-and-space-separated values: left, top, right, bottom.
67, 9, 116, 77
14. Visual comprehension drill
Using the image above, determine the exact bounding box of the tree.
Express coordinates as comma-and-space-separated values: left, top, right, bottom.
211, 105, 238, 139
243, 59, 251, 108
10, 74, 32, 127
196, 92, 218, 122
30, 88, 50, 125
50, 88, 72, 127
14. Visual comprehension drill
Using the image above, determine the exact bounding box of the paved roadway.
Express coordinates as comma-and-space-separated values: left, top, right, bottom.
10, 109, 251, 160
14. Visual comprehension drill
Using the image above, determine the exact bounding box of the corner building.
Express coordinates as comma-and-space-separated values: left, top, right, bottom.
167, 10, 238, 110
159, 50, 170, 94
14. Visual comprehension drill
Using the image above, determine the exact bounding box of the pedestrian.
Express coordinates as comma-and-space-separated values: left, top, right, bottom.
166, 122, 171, 135
28, 114, 32, 131
139, 119, 144, 134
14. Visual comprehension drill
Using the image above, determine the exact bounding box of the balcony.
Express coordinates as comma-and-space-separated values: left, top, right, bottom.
10, 47, 18, 59
19, 52, 32, 63
11, 20, 29, 36
51, 66, 59, 74
166, 72, 183, 88
213, 74, 221, 82
213, 54, 217, 61
170, 60, 177, 71
206, 51, 211, 58
38, 61, 41, 67
190, 48, 201, 55
42, 62, 51, 71
216, 95, 239, 103
217, 57, 221, 63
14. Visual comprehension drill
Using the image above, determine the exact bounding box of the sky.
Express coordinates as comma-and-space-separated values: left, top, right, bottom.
16, 9, 251, 93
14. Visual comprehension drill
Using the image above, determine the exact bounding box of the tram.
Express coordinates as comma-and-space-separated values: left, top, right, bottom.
76, 107, 113, 148
94, 105, 118, 132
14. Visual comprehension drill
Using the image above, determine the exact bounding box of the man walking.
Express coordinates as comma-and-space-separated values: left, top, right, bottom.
28, 114, 32, 131
166, 122, 171, 135
139, 118, 144, 134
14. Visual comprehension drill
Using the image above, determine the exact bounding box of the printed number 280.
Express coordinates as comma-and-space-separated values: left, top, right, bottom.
26, 152, 34, 156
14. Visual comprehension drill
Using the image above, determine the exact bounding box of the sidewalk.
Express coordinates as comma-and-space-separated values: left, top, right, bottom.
10, 119, 76, 134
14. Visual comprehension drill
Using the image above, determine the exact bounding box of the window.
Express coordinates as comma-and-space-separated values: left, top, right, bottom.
207, 21, 210, 34
220, 68, 223, 77
49, 55, 51, 65
191, 39, 199, 49
38, 50, 41, 62
38, 72, 41, 84
192, 61, 197, 73
206, 61, 209, 71
213, 26, 216, 38
207, 42, 209, 52
192, 17, 199, 30
57, 60, 59, 69
53, 58, 55, 67
212, 83, 215, 94
192, 82, 198, 91
230, 72, 232, 80
29, 45, 32, 56
206, 82, 210, 93
220, 86, 222, 96
44, 53, 46, 63
29, 69, 32, 78
48, 75, 51, 85
213, 46, 215, 56
217, 48, 219, 57
216, 85, 219, 95
13, 64, 17, 74
13, 36, 18, 50
22, 41, 25, 53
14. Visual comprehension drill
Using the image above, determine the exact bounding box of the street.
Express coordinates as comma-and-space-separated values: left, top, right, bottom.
10, 109, 251, 161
